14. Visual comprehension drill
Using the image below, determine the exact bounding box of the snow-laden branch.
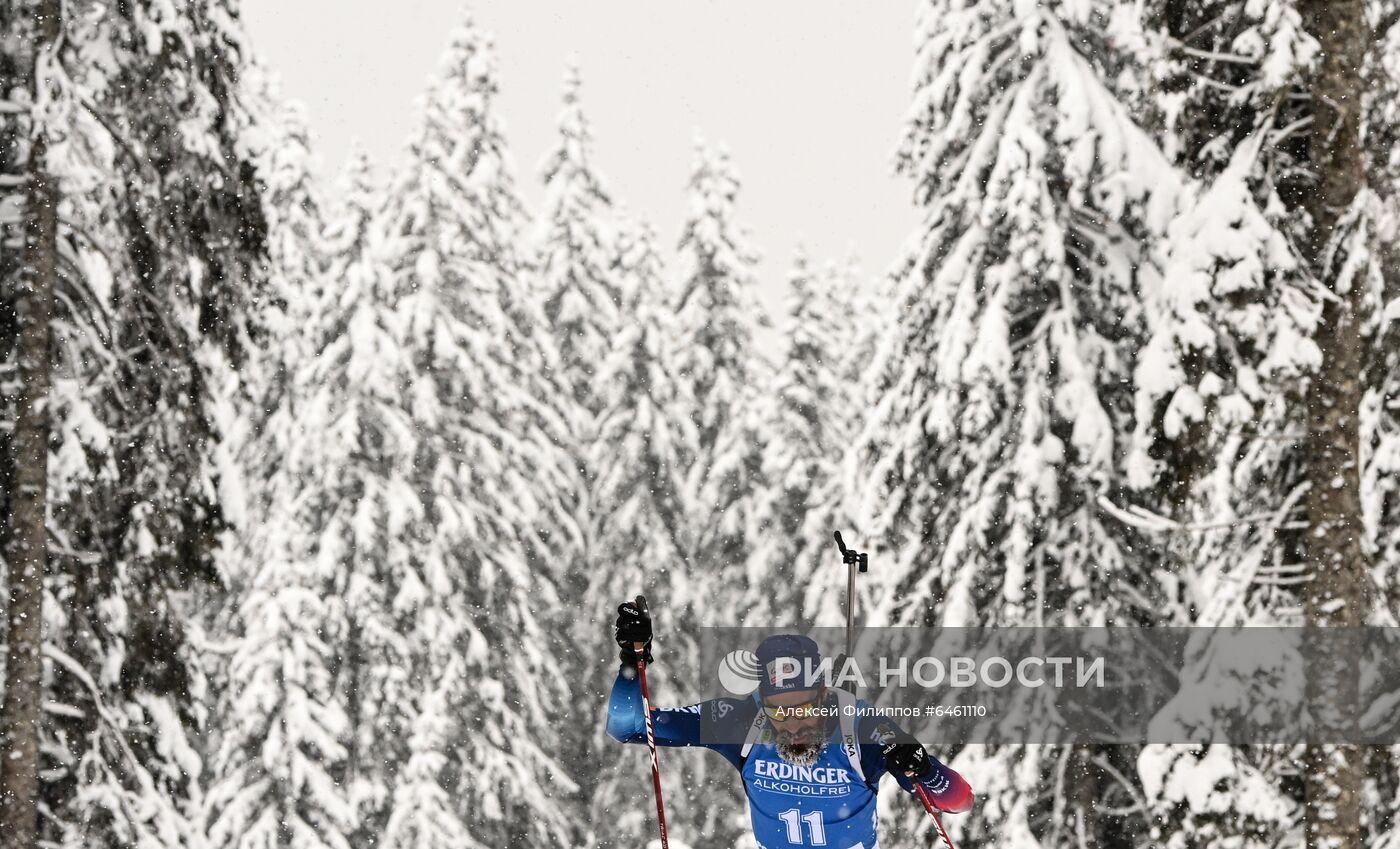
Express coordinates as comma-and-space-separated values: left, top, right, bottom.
1166, 37, 1260, 65
1096, 492, 1307, 533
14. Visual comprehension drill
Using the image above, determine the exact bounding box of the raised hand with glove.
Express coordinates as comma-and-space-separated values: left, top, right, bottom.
881, 739, 933, 779
615, 599, 653, 665
880, 735, 975, 814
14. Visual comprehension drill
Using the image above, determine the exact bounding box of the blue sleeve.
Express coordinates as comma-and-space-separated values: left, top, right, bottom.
606, 665, 704, 746
606, 665, 749, 771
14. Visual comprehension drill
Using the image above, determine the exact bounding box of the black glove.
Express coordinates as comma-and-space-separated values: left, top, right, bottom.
882, 740, 932, 779
615, 600, 653, 665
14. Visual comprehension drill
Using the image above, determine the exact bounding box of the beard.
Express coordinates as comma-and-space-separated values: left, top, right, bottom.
774, 723, 828, 767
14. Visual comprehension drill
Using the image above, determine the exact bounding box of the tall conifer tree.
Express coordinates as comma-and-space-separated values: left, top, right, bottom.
1, 3, 268, 846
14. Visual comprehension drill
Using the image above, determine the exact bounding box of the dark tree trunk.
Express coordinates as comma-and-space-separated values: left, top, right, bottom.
1298, 0, 1368, 847
0, 2, 58, 847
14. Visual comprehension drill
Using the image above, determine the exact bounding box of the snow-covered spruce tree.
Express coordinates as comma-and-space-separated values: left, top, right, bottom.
1115, 7, 1323, 844
634, 138, 773, 849
226, 75, 332, 420
247, 148, 420, 849
1125, 136, 1323, 630
531, 68, 637, 822
535, 63, 622, 416
380, 665, 473, 849
204, 75, 329, 562
830, 250, 891, 409
590, 217, 690, 603
855, 2, 1179, 847
864, 0, 1179, 633
204, 521, 356, 849
580, 217, 697, 849
1120, 1, 1400, 845
671, 138, 770, 592
203, 94, 359, 849
747, 247, 863, 627
375, 15, 577, 848
1118, 0, 1323, 617
1, 3, 269, 847
794, 253, 891, 629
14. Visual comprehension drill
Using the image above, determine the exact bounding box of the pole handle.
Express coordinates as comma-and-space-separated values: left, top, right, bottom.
633, 595, 650, 652
833, 532, 869, 572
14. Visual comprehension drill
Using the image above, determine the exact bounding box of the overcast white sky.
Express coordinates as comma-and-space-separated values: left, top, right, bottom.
240, 1, 919, 332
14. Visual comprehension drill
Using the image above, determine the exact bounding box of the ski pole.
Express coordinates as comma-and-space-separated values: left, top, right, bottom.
632, 595, 670, 849
912, 783, 958, 849
832, 532, 868, 694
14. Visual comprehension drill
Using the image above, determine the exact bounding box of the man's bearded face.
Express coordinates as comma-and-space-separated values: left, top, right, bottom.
775, 722, 827, 767
764, 689, 829, 767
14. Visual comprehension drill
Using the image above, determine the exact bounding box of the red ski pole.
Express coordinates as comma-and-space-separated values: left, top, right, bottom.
633, 595, 670, 849
912, 783, 958, 849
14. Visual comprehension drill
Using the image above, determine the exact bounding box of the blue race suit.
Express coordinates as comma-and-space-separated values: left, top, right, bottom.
607, 667, 974, 849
